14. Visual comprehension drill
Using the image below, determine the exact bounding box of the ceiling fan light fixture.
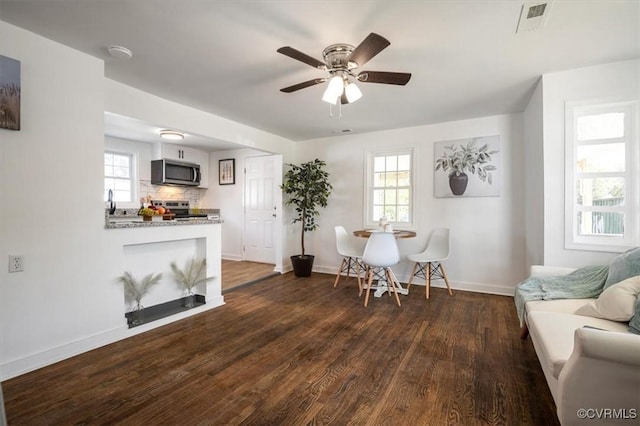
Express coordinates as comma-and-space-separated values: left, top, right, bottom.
159, 129, 184, 141
345, 81, 362, 103
322, 75, 345, 104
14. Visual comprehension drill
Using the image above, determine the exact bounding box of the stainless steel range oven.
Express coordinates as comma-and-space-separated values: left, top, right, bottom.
150, 199, 208, 219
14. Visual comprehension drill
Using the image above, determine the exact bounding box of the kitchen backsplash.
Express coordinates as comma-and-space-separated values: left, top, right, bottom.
139, 179, 202, 206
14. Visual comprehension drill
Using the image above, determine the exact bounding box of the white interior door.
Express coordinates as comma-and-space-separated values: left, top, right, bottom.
244, 155, 277, 264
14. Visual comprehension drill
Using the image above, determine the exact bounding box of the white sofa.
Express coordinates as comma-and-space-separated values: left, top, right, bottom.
522, 265, 640, 426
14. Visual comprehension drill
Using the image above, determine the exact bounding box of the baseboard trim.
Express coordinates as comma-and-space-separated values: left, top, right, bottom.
311, 265, 515, 297
222, 254, 242, 261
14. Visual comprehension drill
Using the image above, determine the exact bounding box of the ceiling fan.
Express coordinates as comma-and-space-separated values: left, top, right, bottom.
277, 33, 411, 105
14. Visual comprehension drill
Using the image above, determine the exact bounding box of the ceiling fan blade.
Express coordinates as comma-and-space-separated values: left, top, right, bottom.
280, 78, 326, 93
357, 71, 412, 85
277, 46, 326, 69
347, 33, 390, 68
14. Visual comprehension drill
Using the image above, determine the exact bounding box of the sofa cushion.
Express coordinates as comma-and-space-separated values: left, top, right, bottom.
527, 311, 630, 379
525, 298, 594, 316
604, 247, 640, 289
629, 296, 640, 335
574, 275, 640, 321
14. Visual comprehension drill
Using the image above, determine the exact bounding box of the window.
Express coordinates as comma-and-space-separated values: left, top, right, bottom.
104, 151, 134, 203
565, 101, 639, 251
365, 149, 414, 228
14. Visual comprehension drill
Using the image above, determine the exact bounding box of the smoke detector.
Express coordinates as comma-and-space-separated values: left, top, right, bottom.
516, 1, 554, 33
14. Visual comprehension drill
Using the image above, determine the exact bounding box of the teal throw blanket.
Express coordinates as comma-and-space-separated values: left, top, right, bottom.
514, 265, 609, 326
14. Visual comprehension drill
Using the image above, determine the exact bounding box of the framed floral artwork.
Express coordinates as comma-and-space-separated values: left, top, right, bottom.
434, 135, 501, 197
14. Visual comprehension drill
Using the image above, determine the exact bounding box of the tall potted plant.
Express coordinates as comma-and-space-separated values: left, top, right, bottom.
281, 159, 332, 277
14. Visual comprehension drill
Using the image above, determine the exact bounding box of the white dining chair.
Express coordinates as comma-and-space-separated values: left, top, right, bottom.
361, 232, 402, 307
406, 228, 453, 299
333, 226, 365, 292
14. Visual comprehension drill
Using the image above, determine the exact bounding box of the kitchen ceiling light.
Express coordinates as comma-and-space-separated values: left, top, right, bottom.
107, 45, 133, 59
160, 130, 184, 141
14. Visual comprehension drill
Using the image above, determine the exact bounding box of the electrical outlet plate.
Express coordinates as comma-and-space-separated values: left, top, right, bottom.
9, 255, 24, 273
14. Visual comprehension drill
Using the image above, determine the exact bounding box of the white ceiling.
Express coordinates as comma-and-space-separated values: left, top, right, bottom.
1, 0, 638, 147
103, 112, 243, 151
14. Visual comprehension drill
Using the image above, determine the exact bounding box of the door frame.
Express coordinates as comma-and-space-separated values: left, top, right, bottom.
242, 153, 284, 273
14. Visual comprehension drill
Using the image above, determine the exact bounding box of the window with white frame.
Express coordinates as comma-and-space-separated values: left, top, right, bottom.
104, 151, 134, 203
365, 149, 414, 228
565, 100, 639, 251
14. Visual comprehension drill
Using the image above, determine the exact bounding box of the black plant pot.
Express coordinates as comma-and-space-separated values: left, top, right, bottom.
449, 172, 469, 196
291, 255, 315, 277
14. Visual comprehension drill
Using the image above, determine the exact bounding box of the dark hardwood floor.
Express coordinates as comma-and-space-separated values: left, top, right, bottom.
3, 273, 558, 425
221, 259, 277, 292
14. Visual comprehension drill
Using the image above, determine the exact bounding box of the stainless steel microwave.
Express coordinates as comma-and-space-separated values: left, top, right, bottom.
151, 159, 201, 186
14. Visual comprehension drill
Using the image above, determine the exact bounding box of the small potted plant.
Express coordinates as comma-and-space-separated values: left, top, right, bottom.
118, 271, 162, 326
435, 138, 498, 195
138, 207, 156, 221
170, 257, 214, 308
281, 159, 332, 277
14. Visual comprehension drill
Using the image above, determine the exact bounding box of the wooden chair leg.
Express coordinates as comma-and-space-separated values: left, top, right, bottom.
355, 260, 362, 295
333, 258, 346, 288
407, 262, 418, 292
387, 269, 402, 307
440, 264, 453, 296
426, 262, 431, 300
364, 269, 375, 307
359, 265, 369, 297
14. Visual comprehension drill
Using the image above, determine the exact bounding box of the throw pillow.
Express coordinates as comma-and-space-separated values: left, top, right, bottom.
575, 275, 640, 322
629, 296, 640, 335
604, 247, 640, 289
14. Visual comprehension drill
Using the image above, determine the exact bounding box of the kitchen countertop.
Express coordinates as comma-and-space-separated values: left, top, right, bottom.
105, 208, 223, 229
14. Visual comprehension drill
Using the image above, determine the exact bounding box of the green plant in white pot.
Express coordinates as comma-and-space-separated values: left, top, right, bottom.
170, 257, 213, 308
118, 271, 162, 326
435, 138, 498, 196
281, 159, 332, 277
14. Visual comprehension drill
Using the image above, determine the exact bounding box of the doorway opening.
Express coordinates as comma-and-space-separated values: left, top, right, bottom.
221, 153, 283, 292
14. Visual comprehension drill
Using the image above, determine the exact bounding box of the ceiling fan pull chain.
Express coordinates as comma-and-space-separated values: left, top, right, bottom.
329, 102, 333, 118
338, 98, 342, 119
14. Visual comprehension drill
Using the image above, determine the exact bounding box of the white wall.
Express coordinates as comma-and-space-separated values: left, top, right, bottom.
541, 59, 639, 268
523, 79, 545, 269
0, 21, 113, 378
297, 114, 526, 295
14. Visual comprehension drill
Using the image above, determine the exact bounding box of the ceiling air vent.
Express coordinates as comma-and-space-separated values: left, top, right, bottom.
516, 1, 554, 33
